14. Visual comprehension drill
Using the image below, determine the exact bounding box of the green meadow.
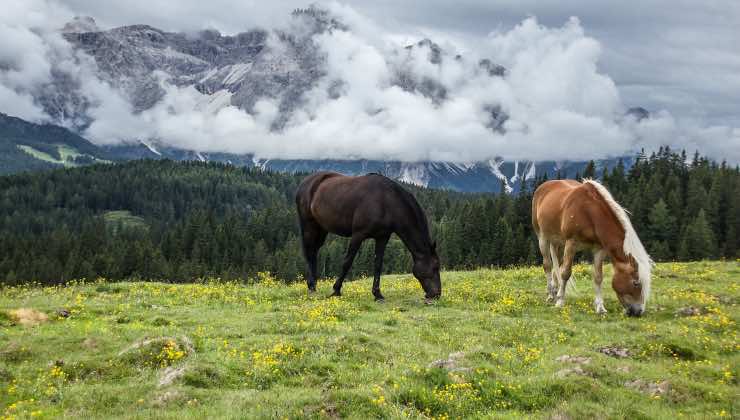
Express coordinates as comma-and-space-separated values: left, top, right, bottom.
1, 261, 737, 419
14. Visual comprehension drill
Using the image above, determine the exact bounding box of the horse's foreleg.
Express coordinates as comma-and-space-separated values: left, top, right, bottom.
538, 236, 556, 302
331, 234, 364, 296
555, 240, 576, 308
593, 249, 607, 314
372, 235, 390, 301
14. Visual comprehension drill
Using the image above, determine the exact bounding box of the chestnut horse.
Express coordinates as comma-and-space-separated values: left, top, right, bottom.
532, 179, 652, 316
296, 172, 441, 301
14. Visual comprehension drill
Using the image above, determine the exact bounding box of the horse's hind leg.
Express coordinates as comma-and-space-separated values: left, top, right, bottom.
331, 234, 365, 297
372, 235, 390, 302
538, 236, 556, 302
300, 222, 327, 292
592, 249, 607, 314
555, 240, 576, 308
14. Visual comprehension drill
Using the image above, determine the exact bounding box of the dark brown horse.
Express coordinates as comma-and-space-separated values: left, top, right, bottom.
296, 172, 441, 301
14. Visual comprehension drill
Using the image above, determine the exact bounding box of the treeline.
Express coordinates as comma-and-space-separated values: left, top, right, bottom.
601, 148, 740, 261
0, 149, 737, 285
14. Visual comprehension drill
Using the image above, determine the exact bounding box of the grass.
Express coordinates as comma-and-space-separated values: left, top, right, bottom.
103, 211, 149, 231
0, 261, 737, 419
16, 145, 109, 168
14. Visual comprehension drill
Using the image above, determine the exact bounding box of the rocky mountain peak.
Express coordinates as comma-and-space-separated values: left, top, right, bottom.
626, 107, 650, 122
61, 16, 99, 33
290, 5, 349, 33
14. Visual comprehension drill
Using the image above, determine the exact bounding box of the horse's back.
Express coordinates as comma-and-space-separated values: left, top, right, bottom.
533, 180, 599, 242
296, 171, 342, 216
297, 172, 401, 236
533, 180, 578, 228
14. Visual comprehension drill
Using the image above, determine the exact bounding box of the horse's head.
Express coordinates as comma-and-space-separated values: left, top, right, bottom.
413, 241, 441, 300
612, 255, 645, 317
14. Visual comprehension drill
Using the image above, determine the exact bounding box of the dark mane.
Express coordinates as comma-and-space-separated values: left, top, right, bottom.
367, 173, 431, 243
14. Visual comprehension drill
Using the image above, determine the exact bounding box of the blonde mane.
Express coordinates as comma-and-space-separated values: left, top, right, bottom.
583, 179, 653, 304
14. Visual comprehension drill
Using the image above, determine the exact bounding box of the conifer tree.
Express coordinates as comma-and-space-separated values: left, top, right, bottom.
647, 199, 676, 260
679, 209, 716, 260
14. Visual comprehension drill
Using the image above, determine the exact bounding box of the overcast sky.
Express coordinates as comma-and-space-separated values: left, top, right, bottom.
3, 0, 737, 162
59, 0, 740, 127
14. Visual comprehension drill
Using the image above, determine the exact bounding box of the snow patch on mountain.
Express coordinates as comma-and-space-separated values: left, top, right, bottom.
140, 140, 162, 156
524, 161, 536, 180
398, 163, 430, 187
485, 159, 513, 193
510, 161, 521, 183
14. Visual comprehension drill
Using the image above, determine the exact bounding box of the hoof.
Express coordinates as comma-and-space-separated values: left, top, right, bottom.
307, 287, 317, 293
328, 291, 341, 298
555, 299, 565, 308
546, 295, 555, 303
424, 298, 437, 305
375, 297, 385, 303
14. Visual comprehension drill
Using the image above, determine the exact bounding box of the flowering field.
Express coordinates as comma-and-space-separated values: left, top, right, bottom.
1, 261, 737, 419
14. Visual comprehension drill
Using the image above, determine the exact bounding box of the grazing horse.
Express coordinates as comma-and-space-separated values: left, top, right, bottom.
295, 172, 441, 301
532, 179, 652, 316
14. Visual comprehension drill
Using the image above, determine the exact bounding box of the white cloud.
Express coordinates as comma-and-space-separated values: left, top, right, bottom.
1, 0, 738, 164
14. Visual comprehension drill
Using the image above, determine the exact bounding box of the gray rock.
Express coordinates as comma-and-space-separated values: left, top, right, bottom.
555, 355, 591, 364
598, 346, 631, 358
428, 351, 469, 371
624, 379, 670, 396
158, 365, 187, 387
675, 306, 705, 317
556, 366, 587, 378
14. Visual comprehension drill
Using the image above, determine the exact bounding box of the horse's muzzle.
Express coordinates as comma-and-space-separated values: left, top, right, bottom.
425, 291, 441, 300
625, 304, 644, 317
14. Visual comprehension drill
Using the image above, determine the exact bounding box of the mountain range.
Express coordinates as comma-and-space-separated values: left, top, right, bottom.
1, 112, 630, 192
1, 8, 640, 192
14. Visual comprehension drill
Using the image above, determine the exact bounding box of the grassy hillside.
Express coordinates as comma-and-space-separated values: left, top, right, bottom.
1, 261, 737, 419
0, 113, 112, 175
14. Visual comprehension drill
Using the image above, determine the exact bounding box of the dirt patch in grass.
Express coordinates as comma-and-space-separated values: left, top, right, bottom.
6, 308, 49, 326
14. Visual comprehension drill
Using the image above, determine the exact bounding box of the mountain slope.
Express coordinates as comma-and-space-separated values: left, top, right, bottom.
0, 113, 112, 174
0, 113, 627, 192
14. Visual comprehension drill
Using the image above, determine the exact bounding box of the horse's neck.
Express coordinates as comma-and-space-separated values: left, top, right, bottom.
395, 223, 431, 260
594, 214, 628, 263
